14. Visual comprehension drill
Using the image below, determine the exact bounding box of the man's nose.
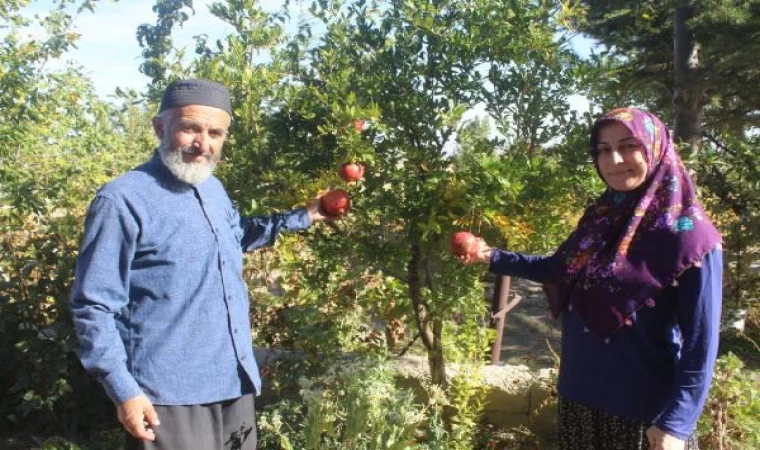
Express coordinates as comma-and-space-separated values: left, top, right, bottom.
193, 132, 210, 152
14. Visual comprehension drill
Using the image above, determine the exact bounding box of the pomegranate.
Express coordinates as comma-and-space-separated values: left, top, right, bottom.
320, 189, 351, 217
450, 231, 479, 259
339, 162, 365, 182
353, 119, 367, 132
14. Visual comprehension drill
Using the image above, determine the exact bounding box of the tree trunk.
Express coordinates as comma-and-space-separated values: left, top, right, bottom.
408, 232, 447, 386
429, 317, 445, 386
673, 5, 703, 150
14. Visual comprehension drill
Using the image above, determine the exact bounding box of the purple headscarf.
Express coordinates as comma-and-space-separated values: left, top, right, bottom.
544, 108, 722, 338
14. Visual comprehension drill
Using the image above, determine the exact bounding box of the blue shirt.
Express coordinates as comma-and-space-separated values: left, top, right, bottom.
489, 248, 722, 440
70, 153, 311, 405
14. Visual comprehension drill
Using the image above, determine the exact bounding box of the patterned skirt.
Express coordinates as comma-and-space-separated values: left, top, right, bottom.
557, 397, 699, 450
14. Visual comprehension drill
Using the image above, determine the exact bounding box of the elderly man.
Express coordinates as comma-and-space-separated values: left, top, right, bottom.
71, 79, 333, 449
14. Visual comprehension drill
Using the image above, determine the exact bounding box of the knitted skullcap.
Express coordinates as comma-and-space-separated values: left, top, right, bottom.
159, 79, 232, 115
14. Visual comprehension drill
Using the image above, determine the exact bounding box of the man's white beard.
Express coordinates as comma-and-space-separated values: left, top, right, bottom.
158, 141, 219, 185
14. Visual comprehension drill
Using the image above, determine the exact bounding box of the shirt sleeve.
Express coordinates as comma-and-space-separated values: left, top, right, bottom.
488, 249, 561, 284
654, 248, 723, 440
69, 196, 143, 404
238, 207, 312, 252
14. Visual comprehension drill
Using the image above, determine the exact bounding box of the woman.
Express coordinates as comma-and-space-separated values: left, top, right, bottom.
461, 108, 722, 450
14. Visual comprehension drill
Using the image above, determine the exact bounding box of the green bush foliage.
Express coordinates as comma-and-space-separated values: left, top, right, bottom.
698, 353, 760, 450
257, 358, 487, 450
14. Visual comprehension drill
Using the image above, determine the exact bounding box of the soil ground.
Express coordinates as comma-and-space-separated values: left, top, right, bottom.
487, 276, 562, 370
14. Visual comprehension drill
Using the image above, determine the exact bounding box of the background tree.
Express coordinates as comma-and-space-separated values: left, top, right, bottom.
263, 0, 589, 386
579, 0, 760, 137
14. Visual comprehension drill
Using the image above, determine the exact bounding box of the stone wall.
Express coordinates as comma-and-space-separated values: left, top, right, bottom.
394, 354, 557, 439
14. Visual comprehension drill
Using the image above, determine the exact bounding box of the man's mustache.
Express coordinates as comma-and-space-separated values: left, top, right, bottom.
179, 146, 215, 161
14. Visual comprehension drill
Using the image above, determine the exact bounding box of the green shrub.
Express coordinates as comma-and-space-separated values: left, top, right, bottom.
257, 358, 492, 450
258, 359, 425, 449
698, 352, 760, 449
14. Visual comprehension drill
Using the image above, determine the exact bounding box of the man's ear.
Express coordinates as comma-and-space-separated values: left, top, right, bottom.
152, 115, 163, 140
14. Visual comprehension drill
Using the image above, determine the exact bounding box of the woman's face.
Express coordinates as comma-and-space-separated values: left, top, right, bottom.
595, 121, 649, 192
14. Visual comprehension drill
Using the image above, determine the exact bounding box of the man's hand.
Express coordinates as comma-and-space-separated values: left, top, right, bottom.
118, 394, 160, 441
646, 426, 686, 450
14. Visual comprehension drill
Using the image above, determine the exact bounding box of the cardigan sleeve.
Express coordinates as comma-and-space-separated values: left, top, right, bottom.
488, 249, 562, 284
653, 248, 723, 439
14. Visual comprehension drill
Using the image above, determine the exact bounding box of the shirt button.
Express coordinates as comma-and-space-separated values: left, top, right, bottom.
233, 328, 239, 334
240, 355, 247, 361
222, 260, 226, 266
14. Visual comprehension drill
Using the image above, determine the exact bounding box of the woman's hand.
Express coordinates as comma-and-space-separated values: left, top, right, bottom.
646, 426, 686, 450
455, 237, 492, 265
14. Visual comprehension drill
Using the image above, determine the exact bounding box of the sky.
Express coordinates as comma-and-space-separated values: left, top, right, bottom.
25, 0, 288, 98
22, 0, 592, 114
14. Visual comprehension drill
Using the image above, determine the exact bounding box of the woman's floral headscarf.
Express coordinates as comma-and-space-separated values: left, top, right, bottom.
545, 108, 722, 338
